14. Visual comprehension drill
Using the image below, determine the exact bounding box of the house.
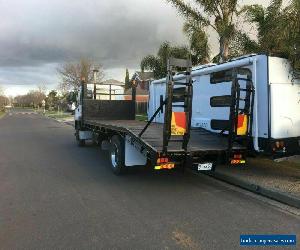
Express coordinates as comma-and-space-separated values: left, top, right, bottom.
124, 71, 154, 102
92, 79, 125, 100
130, 71, 154, 90
124, 86, 149, 102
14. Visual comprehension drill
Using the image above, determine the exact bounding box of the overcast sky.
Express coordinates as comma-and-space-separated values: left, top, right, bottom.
0, 0, 271, 96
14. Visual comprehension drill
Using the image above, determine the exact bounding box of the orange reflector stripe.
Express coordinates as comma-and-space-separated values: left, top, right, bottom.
231, 159, 246, 164
155, 163, 175, 170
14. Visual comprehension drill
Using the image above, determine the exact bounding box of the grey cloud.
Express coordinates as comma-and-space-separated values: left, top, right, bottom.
0, 0, 186, 71
0, 0, 272, 90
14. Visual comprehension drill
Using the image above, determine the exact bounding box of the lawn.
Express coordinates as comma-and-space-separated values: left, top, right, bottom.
136, 114, 148, 122
43, 110, 73, 120
0, 110, 5, 118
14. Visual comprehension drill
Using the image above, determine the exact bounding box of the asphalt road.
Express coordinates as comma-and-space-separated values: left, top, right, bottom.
0, 110, 299, 250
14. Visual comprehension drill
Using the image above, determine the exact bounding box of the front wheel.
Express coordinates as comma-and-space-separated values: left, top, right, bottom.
110, 135, 126, 175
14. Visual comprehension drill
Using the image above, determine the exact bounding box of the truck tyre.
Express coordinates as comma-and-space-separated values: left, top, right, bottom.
75, 129, 85, 147
110, 135, 126, 175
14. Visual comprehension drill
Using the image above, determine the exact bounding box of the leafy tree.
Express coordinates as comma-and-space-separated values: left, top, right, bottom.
57, 58, 104, 91
46, 90, 59, 110
281, 0, 300, 71
240, 0, 300, 71
166, 0, 239, 62
65, 91, 78, 103
228, 31, 260, 58
141, 41, 190, 78
0, 95, 9, 110
14, 90, 45, 108
240, 0, 284, 55
125, 68, 131, 90
183, 21, 210, 64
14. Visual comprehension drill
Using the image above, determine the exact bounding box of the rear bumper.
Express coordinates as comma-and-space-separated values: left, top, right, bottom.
153, 149, 247, 170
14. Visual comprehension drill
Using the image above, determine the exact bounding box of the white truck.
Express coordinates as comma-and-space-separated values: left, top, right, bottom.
148, 54, 300, 157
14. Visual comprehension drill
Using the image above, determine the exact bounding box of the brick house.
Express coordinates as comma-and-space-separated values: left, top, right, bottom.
124, 71, 154, 102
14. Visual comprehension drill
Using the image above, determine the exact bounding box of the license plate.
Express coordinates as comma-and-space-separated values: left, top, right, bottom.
198, 163, 213, 171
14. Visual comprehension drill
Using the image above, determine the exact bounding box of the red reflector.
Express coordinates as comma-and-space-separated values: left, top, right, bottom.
157, 157, 170, 164
233, 154, 242, 159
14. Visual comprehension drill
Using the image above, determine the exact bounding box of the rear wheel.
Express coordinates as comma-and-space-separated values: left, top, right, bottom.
110, 135, 126, 175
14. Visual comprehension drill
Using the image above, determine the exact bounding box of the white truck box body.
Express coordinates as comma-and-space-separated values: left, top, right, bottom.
148, 54, 300, 153
269, 57, 300, 139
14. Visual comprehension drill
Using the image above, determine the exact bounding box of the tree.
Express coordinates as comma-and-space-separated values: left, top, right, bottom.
125, 69, 130, 90
28, 90, 46, 108
240, 0, 284, 55
57, 58, 104, 91
46, 90, 59, 110
228, 31, 260, 58
37, 84, 47, 94
141, 41, 190, 78
281, 0, 300, 72
0, 85, 4, 96
167, 0, 239, 62
240, 0, 300, 71
13, 88, 46, 108
0, 95, 8, 110
183, 21, 210, 64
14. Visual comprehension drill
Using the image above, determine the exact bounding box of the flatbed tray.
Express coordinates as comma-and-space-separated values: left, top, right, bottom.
84, 119, 246, 154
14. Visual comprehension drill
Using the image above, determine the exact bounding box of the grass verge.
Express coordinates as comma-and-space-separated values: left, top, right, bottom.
136, 114, 148, 122
0, 110, 6, 119
248, 156, 300, 170
43, 110, 73, 120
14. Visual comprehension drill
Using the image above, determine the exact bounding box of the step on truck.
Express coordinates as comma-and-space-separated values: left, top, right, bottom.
74, 58, 253, 175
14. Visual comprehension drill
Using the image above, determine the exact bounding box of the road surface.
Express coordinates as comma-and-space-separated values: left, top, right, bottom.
0, 110, 299, 249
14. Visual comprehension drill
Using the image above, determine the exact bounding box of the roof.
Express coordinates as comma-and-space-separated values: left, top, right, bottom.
101, 79, 125, 86
131, 71, 154, 82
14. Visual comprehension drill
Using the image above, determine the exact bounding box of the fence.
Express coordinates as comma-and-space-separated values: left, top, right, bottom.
136, 102, 147, 115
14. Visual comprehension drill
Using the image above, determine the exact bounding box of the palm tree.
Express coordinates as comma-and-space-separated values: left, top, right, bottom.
183, 21, 210, 64
241, 0, 284, 55
167, 0, 239, 62
281, 0, 300, 71
141, 42, 190, 79
241, 0, 300, 71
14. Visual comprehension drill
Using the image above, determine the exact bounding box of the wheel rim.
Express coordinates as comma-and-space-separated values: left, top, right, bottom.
111, 144, 118, 168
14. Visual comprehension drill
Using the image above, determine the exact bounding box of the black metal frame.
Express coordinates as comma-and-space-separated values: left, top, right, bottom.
84, 120, 239, 168
162, 58, 193, 154
138, 58, 193, 155
227, 68, 255, 155
80, 79, 137, 121
138, 99, 166, 137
